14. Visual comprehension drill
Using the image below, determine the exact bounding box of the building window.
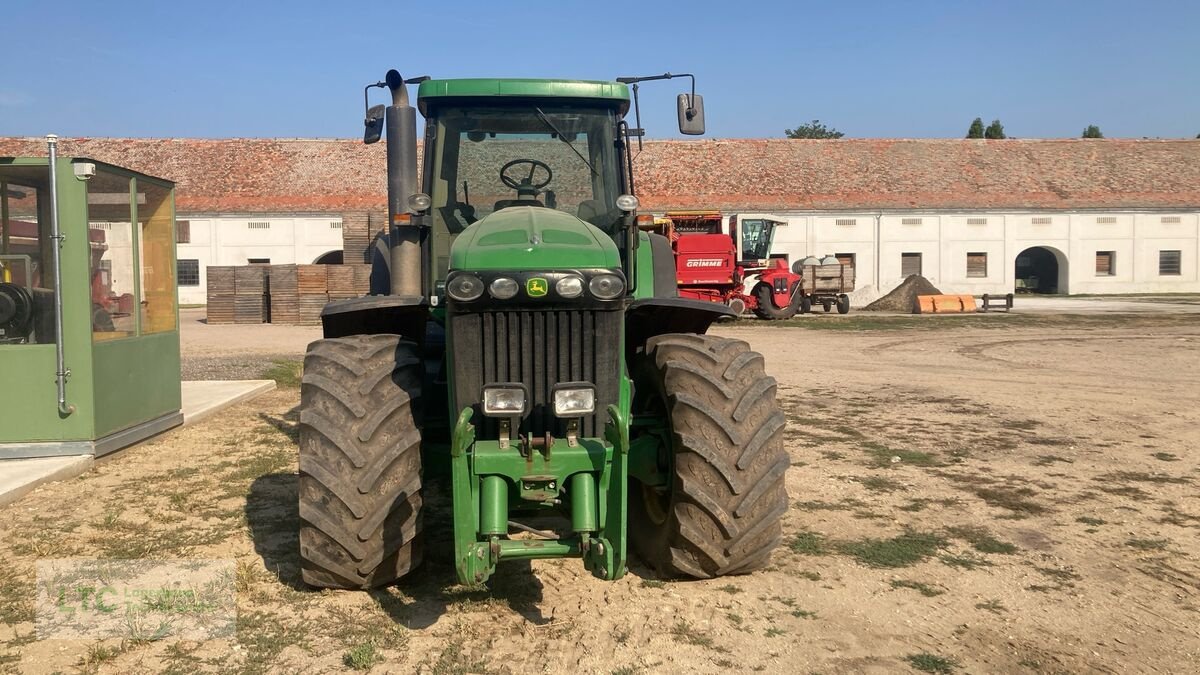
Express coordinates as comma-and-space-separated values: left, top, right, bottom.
1095, 251, 1115, 276
177, 259, 200, 286
1159, 250, 1181, 276
175, 220, 191, 244
1161, 216, 1181, 224
247, 258, 271, 265
967, 252, 988, 278
330, 221, 343, 229
1096, 216, 1117, 224
1032, 216, 1052, 225
835, 253, 856, 271
967, 217, 988, 225
835, 218, 857, 226
248, 221, 271, 230
901, 217, 923, 226
901, 252, 922, 277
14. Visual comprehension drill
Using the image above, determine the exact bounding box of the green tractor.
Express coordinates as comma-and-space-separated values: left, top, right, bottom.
298, 70, 789, 587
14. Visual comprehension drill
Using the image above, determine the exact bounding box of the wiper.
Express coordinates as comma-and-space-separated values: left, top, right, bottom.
535, 107, 596, 176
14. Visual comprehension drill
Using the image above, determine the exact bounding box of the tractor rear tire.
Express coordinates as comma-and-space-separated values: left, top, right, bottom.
630, 334, 789, 578
298, 334, 424, 589
751, 283, 798, 320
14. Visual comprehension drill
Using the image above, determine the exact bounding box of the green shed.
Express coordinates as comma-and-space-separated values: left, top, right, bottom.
1, 138, 182, 458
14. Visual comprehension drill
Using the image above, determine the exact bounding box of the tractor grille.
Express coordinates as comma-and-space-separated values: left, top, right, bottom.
450, 308, 621, 439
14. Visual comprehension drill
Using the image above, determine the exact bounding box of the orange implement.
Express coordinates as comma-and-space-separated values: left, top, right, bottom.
913, 294, 977, 314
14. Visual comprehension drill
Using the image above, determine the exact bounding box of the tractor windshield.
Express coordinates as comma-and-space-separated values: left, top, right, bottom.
428, 105, 622, 235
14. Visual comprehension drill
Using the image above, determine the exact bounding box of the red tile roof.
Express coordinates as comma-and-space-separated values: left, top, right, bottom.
2, 137, 1198, 213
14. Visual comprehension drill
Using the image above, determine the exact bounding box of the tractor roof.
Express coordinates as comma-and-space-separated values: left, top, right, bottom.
417, 78, 630, 116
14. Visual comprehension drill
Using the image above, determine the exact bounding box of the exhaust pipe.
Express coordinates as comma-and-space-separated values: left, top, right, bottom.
383, 70, 422, 298
46, 134, 74, 416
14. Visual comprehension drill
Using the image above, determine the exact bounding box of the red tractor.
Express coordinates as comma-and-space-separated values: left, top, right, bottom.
644, 211, 802, 319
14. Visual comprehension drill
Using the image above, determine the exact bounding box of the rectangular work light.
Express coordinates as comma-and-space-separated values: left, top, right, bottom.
552, 383, 595, 417
482, 384, 528, 417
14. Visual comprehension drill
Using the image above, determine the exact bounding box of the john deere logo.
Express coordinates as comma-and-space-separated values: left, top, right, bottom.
526, 278, 548, 297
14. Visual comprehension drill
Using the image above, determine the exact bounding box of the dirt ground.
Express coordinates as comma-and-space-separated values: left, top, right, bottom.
2, 312, 1199, 674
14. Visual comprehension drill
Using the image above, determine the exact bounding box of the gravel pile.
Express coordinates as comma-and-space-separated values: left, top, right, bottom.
863, 275, 942, 312
182, 352, 303, 381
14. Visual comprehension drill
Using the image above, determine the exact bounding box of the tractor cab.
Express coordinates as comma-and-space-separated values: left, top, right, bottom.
732, 214, 788, 267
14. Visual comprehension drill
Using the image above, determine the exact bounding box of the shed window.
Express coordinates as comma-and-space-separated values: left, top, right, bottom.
966, 252, 988, 278
1032, 216, 1052, 225
1159, 250, 1181, 276
901, 218, 923, 226
901, 252, 922, 277
330, 221, 343, 229
247, 258, 271, 265
1161, 216, 1181, 224
1096, 216, 1117, 224
177, 259, 200, 286
175, 220, 190, 244
835, 218, 857, 227
1095, 251, 1115, 276
967, 217, 988, 225
248, 221, 271, 230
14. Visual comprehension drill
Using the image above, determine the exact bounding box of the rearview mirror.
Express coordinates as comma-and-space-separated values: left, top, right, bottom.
677, 93, 705, 135
364, 104, 386, 144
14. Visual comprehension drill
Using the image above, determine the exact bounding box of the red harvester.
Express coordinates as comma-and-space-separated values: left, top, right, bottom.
643, 211, 803, 319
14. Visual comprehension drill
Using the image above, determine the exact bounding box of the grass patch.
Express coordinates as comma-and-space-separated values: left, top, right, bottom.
860, 441, 941, 469
890, 579, 944, 597
671, 620, 715, 649
970, 486, 1047, 516
1076, 516, 1106, 526
261, 359, 303, 388
343, 641, 382, 671
788, 531, 827, 555
906, 652, 958, 673
837, 531, 947, 568
790, 608, 818, 619
975, 599, 1006, 614
717, 584, 742, 595
1152, 452, 1180, 462
1126, 538, 1169, 551
765, 627, 786, 638
860, 475, 907, 492
640, 579, 666, 589
1032, 455, 1073, 467
1095, 471, 1189, 485
945, 526, 1019, 554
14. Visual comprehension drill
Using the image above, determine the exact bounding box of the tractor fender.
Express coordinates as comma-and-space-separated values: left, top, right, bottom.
625, 297, 736, 360
320, 295, 429, 343
648, 233, 679, 298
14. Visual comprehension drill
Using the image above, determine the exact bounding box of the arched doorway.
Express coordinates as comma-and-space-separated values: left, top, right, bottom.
1015, 246, 1068, 294
313, 250, 343, 264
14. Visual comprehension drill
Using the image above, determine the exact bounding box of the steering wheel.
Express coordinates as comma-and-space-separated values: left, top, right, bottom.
500, 159, 553, 196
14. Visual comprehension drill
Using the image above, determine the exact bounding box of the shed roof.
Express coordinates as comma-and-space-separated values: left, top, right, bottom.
2, 137, 1197, 214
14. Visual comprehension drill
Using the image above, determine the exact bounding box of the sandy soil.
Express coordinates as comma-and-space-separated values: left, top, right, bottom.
2, 314, 1198, 673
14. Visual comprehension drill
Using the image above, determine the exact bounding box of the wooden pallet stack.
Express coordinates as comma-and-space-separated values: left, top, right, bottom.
267, 265, 300, 325
297, 265, 328, 325
205, 266, 237, 324
233, 265, 268, 324
325, 264, 358, 302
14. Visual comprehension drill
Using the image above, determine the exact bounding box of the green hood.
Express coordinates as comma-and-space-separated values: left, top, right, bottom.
449, 207, 621, 271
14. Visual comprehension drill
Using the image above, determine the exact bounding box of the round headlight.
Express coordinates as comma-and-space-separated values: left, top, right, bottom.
556, 276, 584, 298
489, 277, 519, 299
589, 274, 625, 299
407, 192, 432, 212
615, 194, 639, 212
447, 274, 484, 301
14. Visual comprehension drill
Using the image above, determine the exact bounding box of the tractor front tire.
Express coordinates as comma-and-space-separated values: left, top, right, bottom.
630, 334, 789, 578
298, 334, 424, 589
751, 283, 798, 320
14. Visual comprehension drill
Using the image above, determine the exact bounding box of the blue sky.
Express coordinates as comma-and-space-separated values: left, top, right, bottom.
3, 0, 1198, 139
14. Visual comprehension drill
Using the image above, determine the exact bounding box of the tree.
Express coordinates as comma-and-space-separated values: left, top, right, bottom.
784, 120, 844, 139
1082, 125, 1104, 138
984, 119, 1006, 139
966, 118, 985, 139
